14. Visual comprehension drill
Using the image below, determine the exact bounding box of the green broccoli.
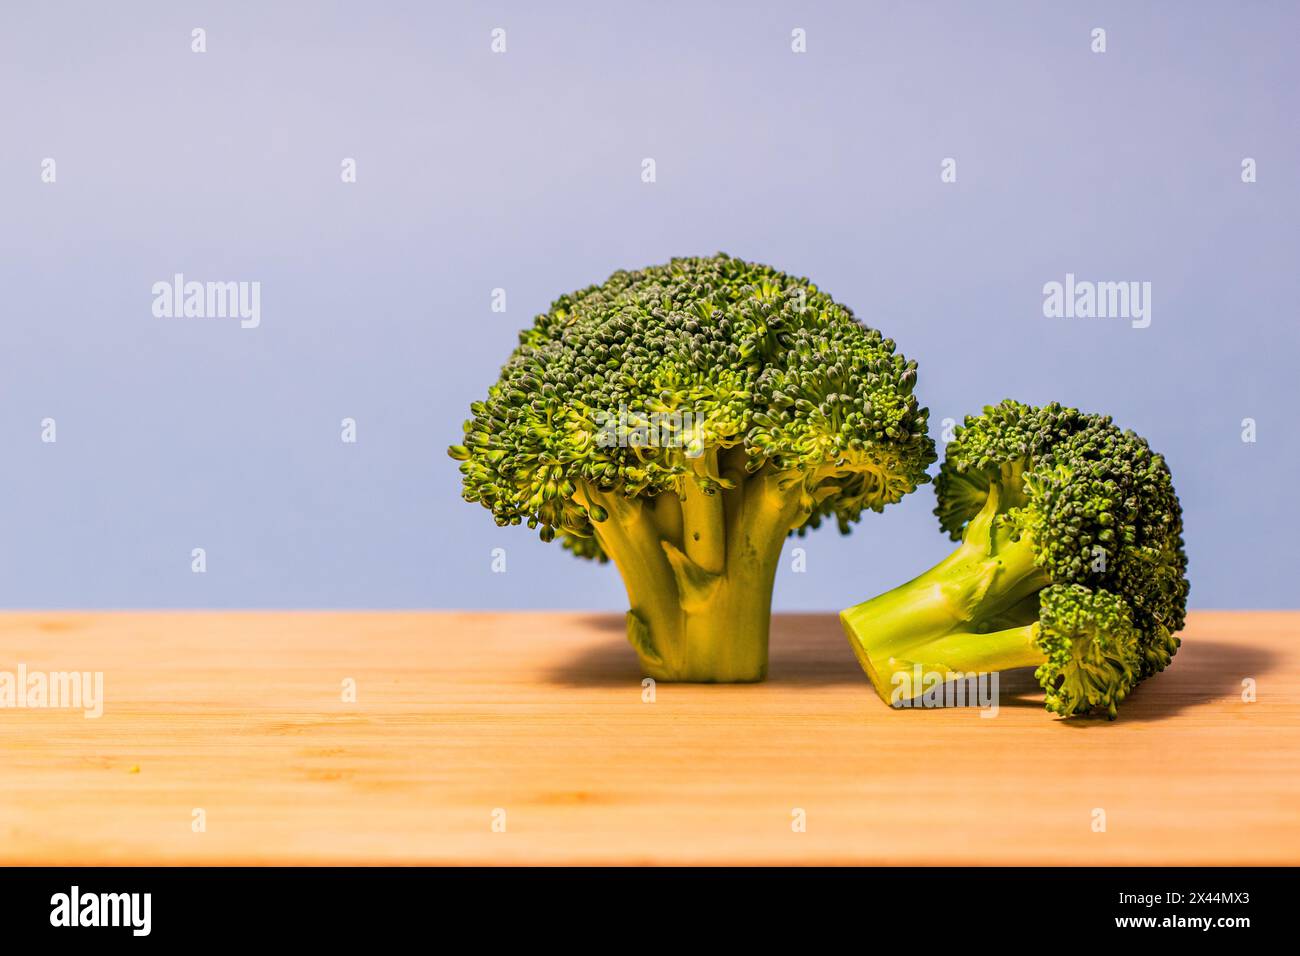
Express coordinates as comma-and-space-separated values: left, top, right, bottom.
839, 399, 1189, 718
450, 254, 935, 682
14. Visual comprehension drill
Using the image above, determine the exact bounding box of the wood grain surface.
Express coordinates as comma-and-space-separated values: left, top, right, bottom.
0, 610, 1295, 865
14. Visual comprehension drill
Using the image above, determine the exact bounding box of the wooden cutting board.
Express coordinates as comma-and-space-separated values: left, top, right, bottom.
0, 610, 1295, 865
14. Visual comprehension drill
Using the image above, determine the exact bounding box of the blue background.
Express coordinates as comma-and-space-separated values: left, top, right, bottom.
1, 1, 1295, 609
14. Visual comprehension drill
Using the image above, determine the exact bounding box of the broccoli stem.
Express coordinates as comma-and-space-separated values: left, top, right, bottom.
839, 485, 1050, 702
680, 466, 726, 574
581, 468, 802, 682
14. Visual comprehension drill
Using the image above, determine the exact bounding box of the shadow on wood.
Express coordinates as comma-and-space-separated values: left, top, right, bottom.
544, 618, 1283, 727
547, 612, 892, 688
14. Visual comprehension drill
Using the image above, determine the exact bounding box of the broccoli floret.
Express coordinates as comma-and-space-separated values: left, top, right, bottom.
450, 254, 936, 681
840, 399, 1188, 718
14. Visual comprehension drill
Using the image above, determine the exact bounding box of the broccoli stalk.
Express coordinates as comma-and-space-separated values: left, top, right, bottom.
572, 454, 803, 681
451, 254, 935, 682
840, 400, 1189, 718
841, 484, 1050, 691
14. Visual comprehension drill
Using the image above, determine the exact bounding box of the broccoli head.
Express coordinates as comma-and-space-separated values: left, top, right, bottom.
840, 399, 1188, 718
451, 254, 935, 681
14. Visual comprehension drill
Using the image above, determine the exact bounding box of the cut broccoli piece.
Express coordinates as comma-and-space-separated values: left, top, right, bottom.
840, 399, 1188, 718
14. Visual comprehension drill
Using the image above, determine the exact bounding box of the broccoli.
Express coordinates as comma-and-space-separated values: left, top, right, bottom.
839, 399, 1189, 718
450, 254, 936, 682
